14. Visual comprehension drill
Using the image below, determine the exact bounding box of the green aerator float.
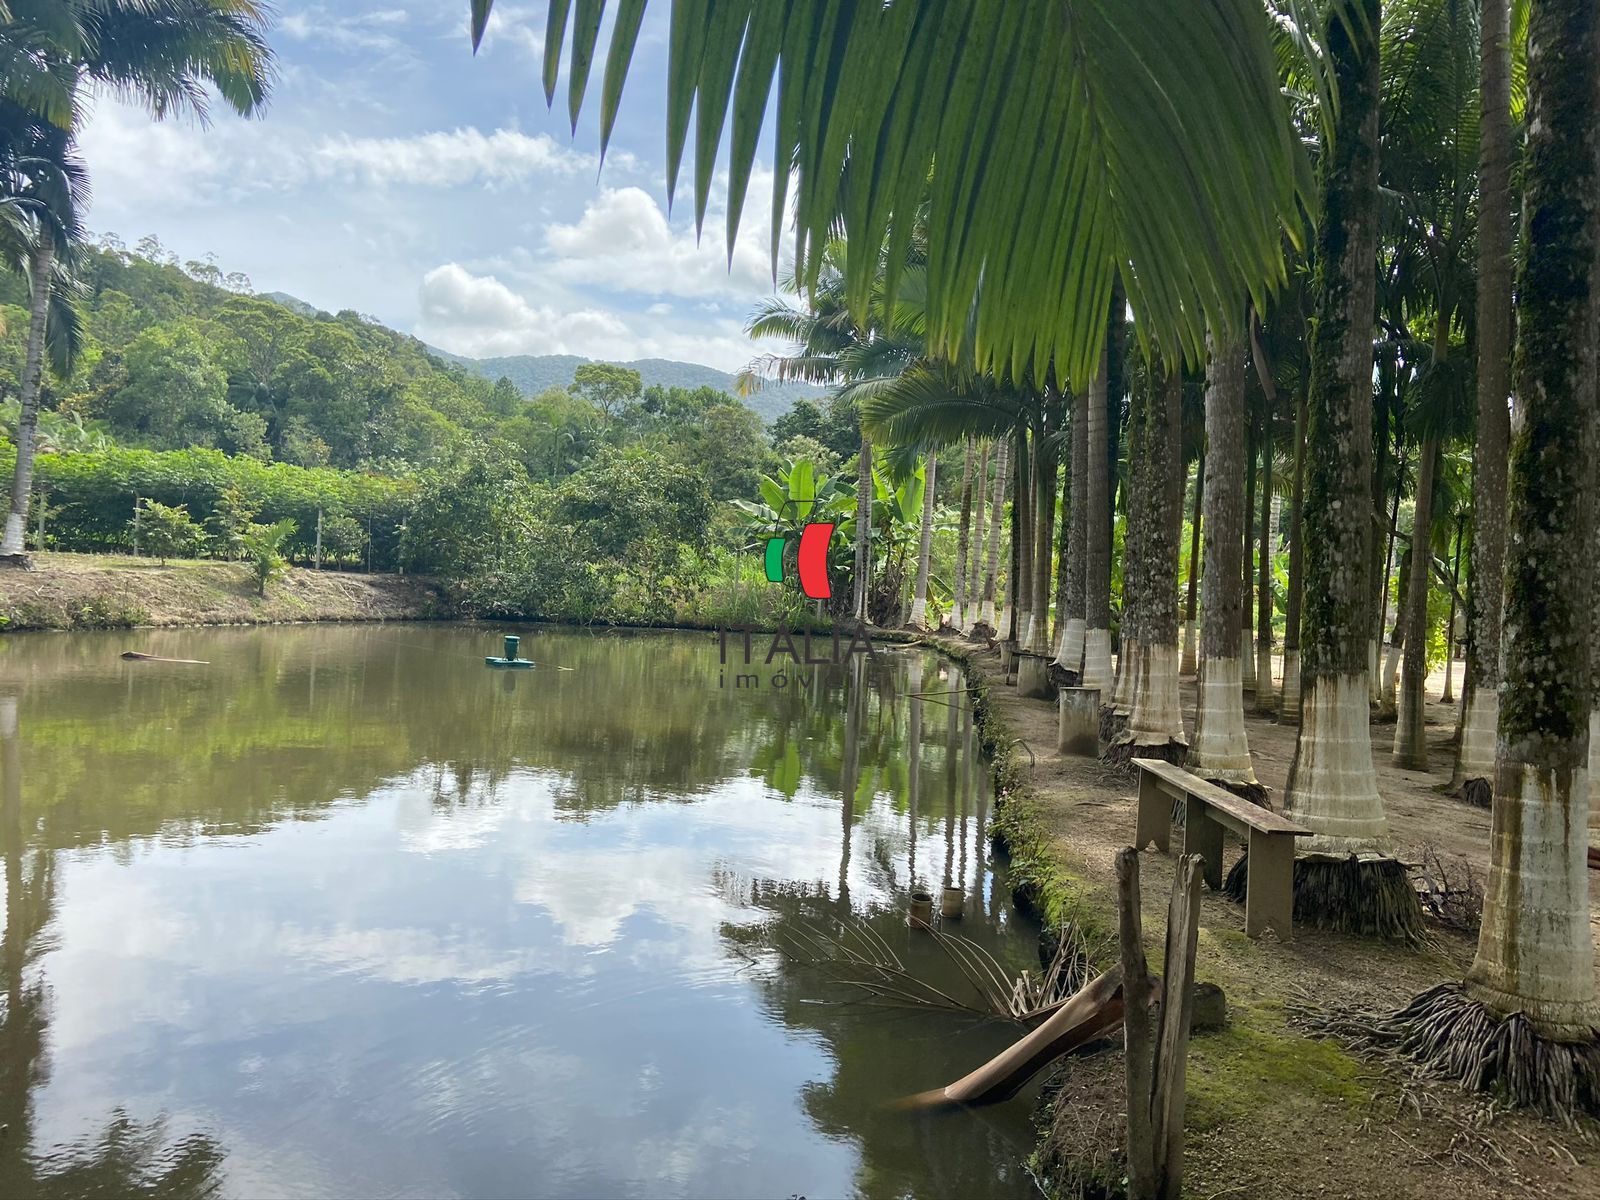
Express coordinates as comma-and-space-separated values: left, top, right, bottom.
485, 635, 534, 669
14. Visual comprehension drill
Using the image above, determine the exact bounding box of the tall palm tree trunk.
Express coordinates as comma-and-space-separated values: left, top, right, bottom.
965, 442, 990, 632
1114, 364, 1187, 762
1256, 429, 1276, 713
907, 450, 939, 628
1279, 387, 1308, 724
1241, 429, 1258, 693
852, 435, 874, 624
1052, 423, 1072, 648
1464, 0, 1599, 1044
953, 440, 975, 630
1082, 356, 1113, 691
1111, 374, 1149, 718
1188, 329, 1259, 794
1054, 397, 1088, 677
1393, 432, 1440, 768
1, 242, 55, 563
1453, 0, 1514, 801
1001, 427, 1029, 645
1027, 417, 1057, 655
1180, 450, 1204, 675
1281, 0, 1418, 940
977, 437, 1009, 632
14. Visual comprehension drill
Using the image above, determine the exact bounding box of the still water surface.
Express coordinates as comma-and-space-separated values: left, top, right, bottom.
0, 624, 1044, 1199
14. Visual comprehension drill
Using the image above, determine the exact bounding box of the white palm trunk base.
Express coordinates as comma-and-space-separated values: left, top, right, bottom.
1242, 638, 1257, 691
1465, 762, 1599, 1041
1284, 673, 1391, 856
908, 597, 929, 628
1127, 643, 1187, 747
1081, 627, 1113, 692
1277, 650, 1303, 726
1053, 618, 1085, 675
1187, 656, 1257, 785
1022, 612, 1050, 656
1255, 644, 1276, 713
1590, 711, 1600, 846
1440, 655, 1456, 704
999, 603, 1018, 641
1452, 687, 1498, 792
1110, 638, 1139, 712
1, 512, 25, 556
1379, 643, 1402, 714
1180, 622, 1198, 676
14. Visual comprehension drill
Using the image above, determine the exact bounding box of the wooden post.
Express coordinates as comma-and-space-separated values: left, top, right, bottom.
314, 508, 323, 570
1152, 854, 1203, 1198
1117, 848, 1204, 1200
1115, 849, 1157, 1199
131, 495, 141, 557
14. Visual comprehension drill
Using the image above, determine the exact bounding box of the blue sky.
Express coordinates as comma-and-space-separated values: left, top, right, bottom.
78, 2, 788, 370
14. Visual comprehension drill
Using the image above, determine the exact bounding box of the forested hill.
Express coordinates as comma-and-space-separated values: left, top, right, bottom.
0, 239, 794, 478
440, 353, 823, 423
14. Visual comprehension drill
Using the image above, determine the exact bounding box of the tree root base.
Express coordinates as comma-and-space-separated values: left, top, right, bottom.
1339, 983, 1600, 1122
1455, 776, 1491, 809
1048, 663, 1081, 689
0, 552, 35, 570
1201, 776, 1271, 809
1223, 854, 1424, 942
1101, 736, 1186, 772
966, 622, 996, 642
1098, 706, 1127, 743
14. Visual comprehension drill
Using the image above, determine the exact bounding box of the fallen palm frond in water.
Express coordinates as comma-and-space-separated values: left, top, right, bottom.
898, 966, 1152, 1110
773, 913, 1100, 1025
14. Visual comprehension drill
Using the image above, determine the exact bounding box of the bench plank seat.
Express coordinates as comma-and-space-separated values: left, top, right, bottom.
1131, 757, 1311, 939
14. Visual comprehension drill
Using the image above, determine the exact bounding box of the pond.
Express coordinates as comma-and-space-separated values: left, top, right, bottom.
0, 623, 1047, 1199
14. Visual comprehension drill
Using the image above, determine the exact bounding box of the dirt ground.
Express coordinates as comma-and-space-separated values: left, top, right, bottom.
0, 552, 453, 630
930, 634, 1600, 1200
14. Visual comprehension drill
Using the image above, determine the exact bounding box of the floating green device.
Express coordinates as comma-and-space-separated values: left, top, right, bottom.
485, 634, 535, 669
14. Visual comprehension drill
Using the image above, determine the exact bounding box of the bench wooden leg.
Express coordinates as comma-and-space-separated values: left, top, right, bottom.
1182, 804, 1224, 890
1245, 829, 1295, 938
1135, 774, 1171, 853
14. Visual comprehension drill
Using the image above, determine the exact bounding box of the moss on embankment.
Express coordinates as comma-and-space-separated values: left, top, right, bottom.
0, 552, 454, 631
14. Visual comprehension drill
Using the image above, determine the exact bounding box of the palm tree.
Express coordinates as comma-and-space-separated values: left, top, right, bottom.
1382, 0, 1600, 1113
468, 0, 1311, 399
905, 449, 938, 628
1187, 328, 1261, 796
0, 103, 86, 563
964, 441, 990, 632
742, 245, 920, 622
1452, 0, 1514, 801
1052, 396, 1088, 679
1109, 359, 1186, 763
0, 0, 274, 564
951, 440, 975, 629
1279, 0, 1421, 939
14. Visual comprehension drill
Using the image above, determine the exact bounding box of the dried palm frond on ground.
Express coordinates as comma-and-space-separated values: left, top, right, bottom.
771, 911, 1101, 1024
1292, 982, 1600, 1124
1414, 845, 1484, 934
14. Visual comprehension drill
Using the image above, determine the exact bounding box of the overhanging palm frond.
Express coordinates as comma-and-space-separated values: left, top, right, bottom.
468, 0, 1313, 389
859, 362, 1024, 448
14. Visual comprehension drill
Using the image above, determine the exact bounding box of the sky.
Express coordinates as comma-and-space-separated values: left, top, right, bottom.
77, 2, 790, 371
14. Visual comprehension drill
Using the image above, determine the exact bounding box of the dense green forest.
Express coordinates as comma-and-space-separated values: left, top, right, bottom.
0, 237, 894, 625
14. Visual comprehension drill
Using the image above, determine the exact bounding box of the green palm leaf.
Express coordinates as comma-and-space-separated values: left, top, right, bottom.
467, 0, 1313, 388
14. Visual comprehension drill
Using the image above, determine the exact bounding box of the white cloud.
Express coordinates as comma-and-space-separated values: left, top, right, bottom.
544, 185, 776, 299
312, 126, 601, 187
415, 263, 760, 369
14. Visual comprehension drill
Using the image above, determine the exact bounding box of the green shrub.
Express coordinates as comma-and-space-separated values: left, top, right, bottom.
134, 500, 202, 564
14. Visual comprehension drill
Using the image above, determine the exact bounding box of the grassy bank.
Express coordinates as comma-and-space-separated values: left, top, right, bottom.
0, 552, 454, 631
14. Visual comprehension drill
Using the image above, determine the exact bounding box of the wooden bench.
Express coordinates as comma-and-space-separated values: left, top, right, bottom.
1132, 757, 1311, 938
